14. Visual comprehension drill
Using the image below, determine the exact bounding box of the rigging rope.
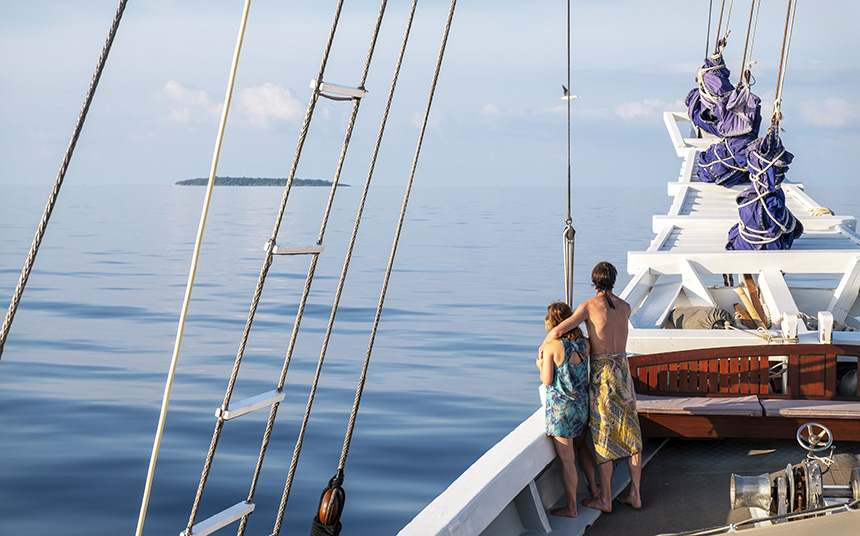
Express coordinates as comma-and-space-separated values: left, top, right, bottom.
705, 0, 713, 59
0, 0, 128, 360
178, 0, 363, 534
138, 2, 253, 536
737, 0, 758, 86
267, 2, 395, 535
713, 0, 734, 54
316, 0, 418, 476
565, 0, 572, 226
771, 0, 798, 127
334, 0, 458, 478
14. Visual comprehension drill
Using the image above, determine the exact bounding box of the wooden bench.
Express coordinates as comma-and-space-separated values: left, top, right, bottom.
629, 344, 860, 441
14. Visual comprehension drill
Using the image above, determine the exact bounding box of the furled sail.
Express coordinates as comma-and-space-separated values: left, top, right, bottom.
686, 53, 735, 137
726, 128, 803, 250
697, 134, 756, 187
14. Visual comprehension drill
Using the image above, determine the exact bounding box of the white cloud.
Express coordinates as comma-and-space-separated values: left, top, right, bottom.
235, 83, 302, 128
800, 97, 860, 127
479, 104, 502, 117
614, 98, 685, 121
157, 80, 220, 124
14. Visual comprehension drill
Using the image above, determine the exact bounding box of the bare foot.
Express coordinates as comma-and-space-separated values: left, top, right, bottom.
550, 506, 578, 518
589, 483, 602, 499
581, 496, 612, 513
617, 494, 642, 509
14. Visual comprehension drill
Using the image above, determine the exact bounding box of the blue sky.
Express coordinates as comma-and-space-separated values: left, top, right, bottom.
1, 0, 858, 188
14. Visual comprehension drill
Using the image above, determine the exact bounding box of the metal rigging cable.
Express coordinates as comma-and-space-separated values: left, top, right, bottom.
312, 2, 459, 534
0, 0, 129, 360
563, 0, 576, 307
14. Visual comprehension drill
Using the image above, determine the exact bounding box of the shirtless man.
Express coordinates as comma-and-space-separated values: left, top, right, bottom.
543, 261, 643, 512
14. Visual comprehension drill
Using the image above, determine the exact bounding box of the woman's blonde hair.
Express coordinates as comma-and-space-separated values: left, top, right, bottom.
546, 301, 583, 341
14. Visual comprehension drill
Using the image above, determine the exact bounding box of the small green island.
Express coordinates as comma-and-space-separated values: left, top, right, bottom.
175, 177, 345, 187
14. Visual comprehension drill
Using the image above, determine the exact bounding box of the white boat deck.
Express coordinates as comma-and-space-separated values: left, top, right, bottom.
622, 113, 860, 353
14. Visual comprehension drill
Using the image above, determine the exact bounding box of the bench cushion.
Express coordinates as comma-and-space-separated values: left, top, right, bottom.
636, 394, 763, 417
760, 399, 860, 420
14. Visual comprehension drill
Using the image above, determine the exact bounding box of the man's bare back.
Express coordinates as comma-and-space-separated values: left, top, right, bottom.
544, 290, 630, 355
579, 291, 630, 355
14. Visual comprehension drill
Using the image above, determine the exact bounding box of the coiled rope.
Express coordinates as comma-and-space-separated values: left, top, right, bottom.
136, 2, 253, 536
0, 0, 128, 360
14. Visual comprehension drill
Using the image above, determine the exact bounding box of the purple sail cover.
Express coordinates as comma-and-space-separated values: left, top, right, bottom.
697, 134, 755, 187
725, 129, 802, 250
714, 84, 762, 138
686, 55, 734, 136
726, 187, 803, 250
747, 128, 794, 194
686, 54, 761, 138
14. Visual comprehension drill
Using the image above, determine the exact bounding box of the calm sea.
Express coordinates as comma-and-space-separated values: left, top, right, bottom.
0, 181, 855, 535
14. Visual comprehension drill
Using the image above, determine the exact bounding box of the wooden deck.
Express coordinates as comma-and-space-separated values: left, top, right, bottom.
630, 343, 860, 441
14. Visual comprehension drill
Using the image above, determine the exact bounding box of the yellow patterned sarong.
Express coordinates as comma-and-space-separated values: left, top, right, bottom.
589, 353, 642, 464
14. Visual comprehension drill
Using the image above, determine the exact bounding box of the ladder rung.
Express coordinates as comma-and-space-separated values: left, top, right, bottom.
270, 243, 325, 255
309, 79, 367, 99
217, 389, 285, 421
182, 501, 255, 536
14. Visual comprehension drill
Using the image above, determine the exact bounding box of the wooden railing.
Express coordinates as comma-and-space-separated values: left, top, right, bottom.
630, 344, 860, 400
628, 344, 860, 440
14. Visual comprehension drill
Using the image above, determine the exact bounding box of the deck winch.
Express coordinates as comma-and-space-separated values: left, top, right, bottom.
731, 423, 860, 517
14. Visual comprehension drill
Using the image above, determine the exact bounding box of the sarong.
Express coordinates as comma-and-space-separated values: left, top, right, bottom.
588, 353, 642, 464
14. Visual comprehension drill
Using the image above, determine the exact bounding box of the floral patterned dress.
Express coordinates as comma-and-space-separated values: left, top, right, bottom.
544, 338, 589, 438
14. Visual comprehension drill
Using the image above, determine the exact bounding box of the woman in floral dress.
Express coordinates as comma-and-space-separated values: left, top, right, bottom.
537, 301, 599, 517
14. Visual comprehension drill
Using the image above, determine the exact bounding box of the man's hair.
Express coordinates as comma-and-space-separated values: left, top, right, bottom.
592, 261, 617, 292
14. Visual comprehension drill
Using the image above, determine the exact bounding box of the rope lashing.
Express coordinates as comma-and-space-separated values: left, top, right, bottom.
698, 138, 750, 173
333, 0, 458, 486
0, 0, 128, 361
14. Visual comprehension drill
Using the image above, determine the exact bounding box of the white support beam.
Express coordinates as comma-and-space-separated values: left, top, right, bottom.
665, 184, 690, 217
309, 79, 367, 99
647, 225, 674, 252
216, 389, 285, 421
838, 225, 860, 246
629, 250, 860, 276
757, 268, 804, 335
652, 215, 857, 234
680, 259, 715, 307
183, 501, 255, 536
630, 281, 683, 329
827, 256, 860, 323
620, 267, 658, 314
